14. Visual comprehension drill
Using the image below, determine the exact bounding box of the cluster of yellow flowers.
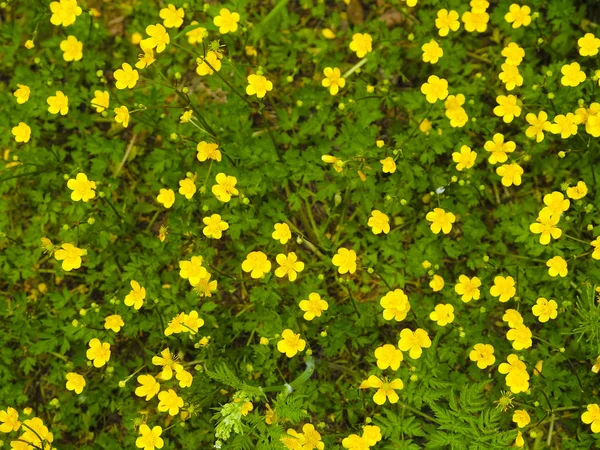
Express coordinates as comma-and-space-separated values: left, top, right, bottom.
0, 407, 54, 450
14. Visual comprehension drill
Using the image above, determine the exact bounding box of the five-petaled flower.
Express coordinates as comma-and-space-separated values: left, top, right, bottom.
136, 424, 164, 450
398, 328, 431, 359
275, 252, 305, 281
361, 375, 404, 405
214, 8, 240, 34
582, 404, 600, 433
66, 372, 86, 394
277, 329, 306, 358
246, 74, 273, 98
67, 172, 97, 202
469, 343, 495, 369
368, 210, 390, 235
124, 280, 146, 309
332, 248, 357, 274
86, 338, 111, 367
426, 208, 456, 234
47, 90, 69, 115
349, 33, 373, 58
114, 63, 139, 89
202, 214, 229, 239
380, 289, 411, 321
322, 67, 346, 95
421, 75, 449, 103
12, 122, 31, 143
54, 243, 87, 271
212, 173, 239, 202
242, 251, 272, 279
532, 297, 558, 322
299, 293, 329, 320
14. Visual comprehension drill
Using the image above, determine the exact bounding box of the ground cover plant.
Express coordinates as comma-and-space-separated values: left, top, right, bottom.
2, 0, 600, 448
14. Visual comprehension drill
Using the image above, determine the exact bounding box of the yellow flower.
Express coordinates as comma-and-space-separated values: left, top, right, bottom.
65, 372, 86, 394
202, 214, 229, 239
546, 256, 567, 277
197, 141, 222, 162
322, 67, 346, 95
332, 247, 357, 274
54, 243, 86, 271
529, 209, 562, 244
136, 424, 164, 450
435, 9, 460, 36
212, 173, 239, 202
246, 74, 273, 98
160, 4, 184, 28
566, 180, 587, 199
361, 375, 403, 405
242, 251, 272, 279
398, 328, 431, 359
67, 172, 96, 202
277, 329, 306, 358
322, 154, 344, 172
135, 374, 160, 400
299, 292, 329, 320
114, 63, 139, 89
591, 238, 600, 260
272, 223, 292, 244
496, 163, 524, 187
374, 344, 403, 370
380, 157, 396, 173
493, 95, 521, 123
124, 280, 146, 309
425, 207, 456, 234
498, 354, 530, 394
469, 343, 495, 369
549, 113, 580, 139
158, 389, 184, 416
504, 4, 531, 28
60, 35, 83, 61
454, 275, 481, 302
322, 28, 336, 39
13, 84, 30, 104
47, 90, 69, 115
561, 62, 586, 87
183, 310, 204, 333
187, 22, 207, 44
11, 122, 31, 143
525, 111, 550, 142
380, 288, 411, 321
180, 110, 193, 123
275, 252, 305, 281
484, 133, 516, 164
86, 338, 111, 368
499, 63, 523, 91
152, 348, 183, 380
142, 24, 170, 53
421, 75, 448, 103
515, 430, 525, 447
91, 90, 109, 112
506, 323, 532, 350
420, 118, 432, 134
349, 33, 373, 58
213, 8, 240, 34
490, 275, 516, 302
542, 192, 570, 217
25, 39, 35, 49
136, 46, 155, 69
452, 145, 477, 171
422, 39, 443, 64
579, 33, 600, 56
179, 256, 207, 285
0, 407, 20, 432
368, 210, 390, 235
532, 297, 558, 323
462, 10, 489, 33
503, 309, 523, 328
104, 314, 124, 333
512, 410, 531, 428
157, 188, 175, 208
50, 0, 82, 27
429, 274, 445, 292
178, 177, 197, 200
501, 42, 525, 65
165, 312, 188, 336
196, 50, 222, 76
114, 105, 130, 127
176, 369, 193, 388
582, 404, 600, 433
241, 401, 253, 416
429, 303, 454, 326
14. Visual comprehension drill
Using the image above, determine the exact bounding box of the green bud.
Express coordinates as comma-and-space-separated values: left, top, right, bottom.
182, 87, 189, 94
87, 217, 95, 225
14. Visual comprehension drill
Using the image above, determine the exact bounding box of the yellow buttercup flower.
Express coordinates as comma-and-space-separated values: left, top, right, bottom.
135, 374, 160, 401
421, 75, 448, 103
212, 173, 239, 202
124, 280, 146, 309
490, 275, 516, 302
142, 23, 170, 53
469, 343, 495, 369
136, 425, 164, 450
277, 329, 306, 358
380, 289, 411, 321
332, 248, 357, 274
435, 9, 460, 36
114, 105, 130, 127
525, 111, 550, 142
349, 33, 373, 58
213, 8, 240, 34
13, 84, 30, 104
60, 35, 83, 61
179, 256, 207, 285
361, 375, 403, 405
429, 303, 454, 326
546, 256, 567, 277
579, 33, 600, 56
299, 293, 328, 320
429, 274, 445, 292
496, 163, 524, 187
398, 328, 431, 359
50, 0, 83, 27
512, 410, 531, 428
272, 222, 292, 244
532, 297, 558, 322
158, 389, 184, 416
65, 372, 86, 394
504, 3, 531, 28
275, 252, 304, 281
374, 344, 403, 370
160, 4, 184, 28
493, 95, 521, 123
242, 251, 272, 279
86, 338, 111, 367
368, 210, 390, 235
104, 314, 124, 333
54, 243, 86, 271
11, 122, 31, 143
197, 141, 222, 162
202, 214, 229, 239
91, 90, 109, 112
157, 188, 175, 208
322, 67, 345, 95
196, 50, 222, 76
422, 39, 443, 64
380, 157, 396, 173
114, 63, 139, 89
47, 90, 69, 115
246, 74, 273, 98
178, 177, 197, 200
452, 145, 476, 171
426, 208, 455, 234
67, 172, 96, 202
566, 180, 587, 199
561, 62, 586, 87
